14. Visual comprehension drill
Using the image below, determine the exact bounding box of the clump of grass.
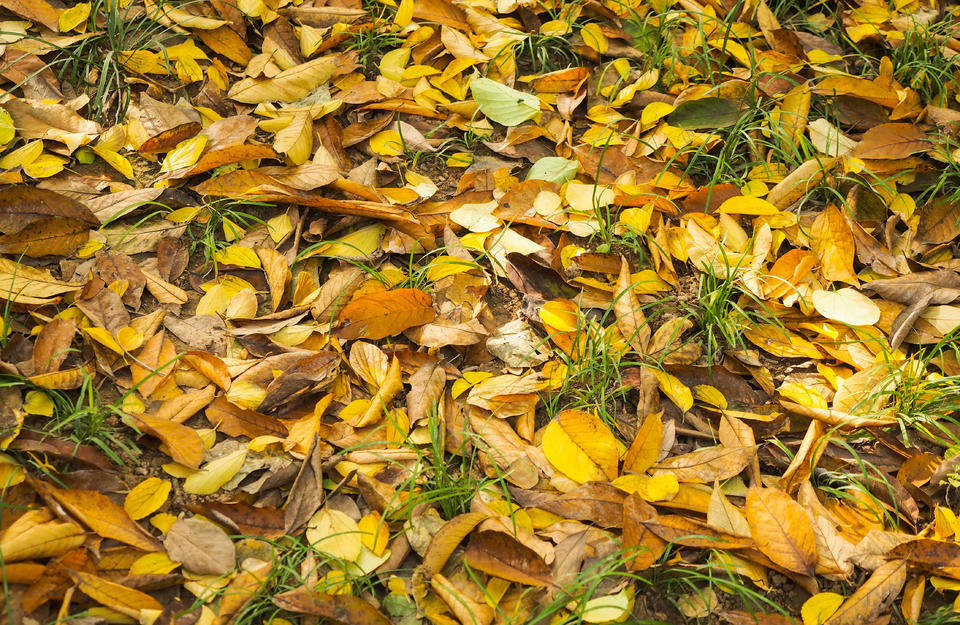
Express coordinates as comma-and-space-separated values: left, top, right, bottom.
12, 373, 141, 468
346, 28, 405, 72
684, 260, 780, 364
182, 199, 270, 270
51, 0, 180, 122
513, 32, 582, 74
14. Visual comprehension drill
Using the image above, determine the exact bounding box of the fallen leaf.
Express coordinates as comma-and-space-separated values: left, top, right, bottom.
745, 487, 816, 576
163, 517, 236, 575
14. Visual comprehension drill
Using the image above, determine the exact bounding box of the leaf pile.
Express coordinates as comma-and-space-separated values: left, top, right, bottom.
3, 0, 960, 623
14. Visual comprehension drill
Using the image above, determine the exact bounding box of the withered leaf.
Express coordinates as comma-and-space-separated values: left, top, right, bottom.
0, 187, 98, 257
163, 518, 236, 575
272, 587, 393, 625
463, 530, 553, 587
745, 488, 816, 576
337, 288, 436, 341
284, 436, 325, 534
650, 446, 756, 483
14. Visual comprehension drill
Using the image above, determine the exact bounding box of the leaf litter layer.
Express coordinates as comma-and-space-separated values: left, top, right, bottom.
2, 0, 960, 623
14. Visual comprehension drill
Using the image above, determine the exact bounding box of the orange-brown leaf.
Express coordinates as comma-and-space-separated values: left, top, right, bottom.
337, 288, 436, 341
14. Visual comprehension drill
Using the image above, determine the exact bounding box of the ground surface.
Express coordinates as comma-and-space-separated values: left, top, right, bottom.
1, 0, 960, 624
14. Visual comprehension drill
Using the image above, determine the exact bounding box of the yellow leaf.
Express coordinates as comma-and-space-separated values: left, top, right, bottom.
130, 551, 180, 576
226, 380, 266, 410
314, 224, 385, 259
779, 381, 829, 409
802, 592, 844, 625
379, 47, 410, 82
116, 326, 144, 351
215, 244, 262, 269
66, 569, 163, 618
306, 508, 362, 562
718, 196, 779, 215
0, 510, 85, 562
196, 275, 256, 316
267, 213, 293, 242
0, 140, 42, 169
23, 390, 53, 416
59, 2, 91, 31
22, 153, 65, 178
540, 421, 605, 484
150, 513, 178, 534
160, 135, 208, 173
124, 477, 171, 520
745, 487, 816, 576
394, 0, 413, 27
426, 255, 476, 281
623, 412, 662, 474
274, 112, 313, 165
358, 511, 389, 556
0, 453, 24, 485
580, 588, 630, 623
648, 368, 693, 412
229, 56, 339, 103
811, 288, 880, 327
541, 410, 619, 484
580, 22, 608, 54
370, 129, 403, 157
183, 448, 247, 495
451, 371, 493, 398
0, 108, 14, 146
83, 326, 124, 354
92, 145, 134, 179
644, 473, 679, 501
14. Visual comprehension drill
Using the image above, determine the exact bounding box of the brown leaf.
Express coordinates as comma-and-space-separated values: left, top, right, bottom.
650, 445, 756, 482
211, 558, 272, 625
641, 514, 753, 549
852, 123, 928, 159
272, 587, 393, 625
824, 560, 906, 625
917, 200, 960, 244
163, 518, 236, 575
406, 359, 446, 425
156, 236, 189, 282
0, 0, 59, 30
887, 538, 960, 569
257, 247, 291, 312
284, 436, 325, 534
622, 493, 667, 570
76, 283, 130, 334
136, 93, 201, 153
66, 569, 163, 618
614, 257, 651, 353
129, 413, 204, 469
0, 187, 99, 257
33, 318, 76, 375
259, 351, 340, 412
186, 502, 285, 538
745, 488, 816, 576
510, 483, 625, 528
206, 396, 289, 438
337, 288, 436, 341
37, 482, 161, 552
182, 351, 231, 391
462, 530, 553, 587
95, 251, 146, 308
420, 511, 488, 577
